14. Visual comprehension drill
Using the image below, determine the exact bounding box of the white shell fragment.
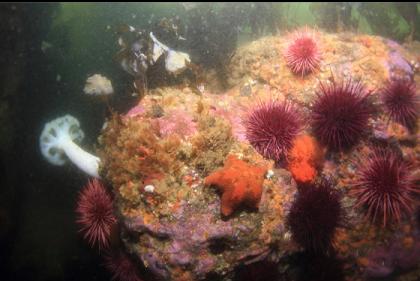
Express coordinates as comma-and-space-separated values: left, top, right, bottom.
83, 74, 114, 96
144, 185, 155, 193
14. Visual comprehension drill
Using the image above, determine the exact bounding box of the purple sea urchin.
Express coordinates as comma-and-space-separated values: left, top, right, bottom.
287, 180, 343, 254
285, 29, 321, 76
311, 79, 374, 151
76, 179, 116, 250
351, 148, 418, 227
381, 79, 419, 129
244, 100, 302, 162
104, 250, 142, 281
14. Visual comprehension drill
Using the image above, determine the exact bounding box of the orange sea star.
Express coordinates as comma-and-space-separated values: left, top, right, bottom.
204, 155, 267, 216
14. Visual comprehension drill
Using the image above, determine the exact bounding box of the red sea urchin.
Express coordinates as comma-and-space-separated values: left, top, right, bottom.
351, 148, 418, 227
285, 29, 321, 76
287, 180, 343, 254
76, 179, 116, 250
311, 79, 374, 151
381, 79, 419, 129
244, 100, 302, 162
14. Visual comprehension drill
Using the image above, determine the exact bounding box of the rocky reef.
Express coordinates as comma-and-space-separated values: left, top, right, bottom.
226, 29, 420, 281
98, 87, 297, 280
82, 28, 420, 281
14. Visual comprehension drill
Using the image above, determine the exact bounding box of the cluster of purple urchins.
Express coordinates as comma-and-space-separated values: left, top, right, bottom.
76, 179, 143, 281
311, 77, 418, 226
311, 77, 419, 152
244, 75, 418, 255
287, 180, 344, 254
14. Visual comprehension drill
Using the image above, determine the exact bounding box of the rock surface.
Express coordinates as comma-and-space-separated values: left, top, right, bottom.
98, 30, 420, 281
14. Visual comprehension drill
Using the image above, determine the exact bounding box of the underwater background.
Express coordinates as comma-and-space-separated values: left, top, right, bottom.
0, 2, 419, 281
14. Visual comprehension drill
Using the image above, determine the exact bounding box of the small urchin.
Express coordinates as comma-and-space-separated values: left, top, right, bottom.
285, 29, 321, 76
287, 179, 344, 254
76, 179, 116, 250
351, 148, 418, 227
311, 79, 374, 151
104, 250, 142, 281
244, 99, 302, 162
381, 78, 419, 129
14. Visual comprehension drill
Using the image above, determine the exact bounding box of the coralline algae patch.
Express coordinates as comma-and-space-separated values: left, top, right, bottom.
98, 87, 298, 281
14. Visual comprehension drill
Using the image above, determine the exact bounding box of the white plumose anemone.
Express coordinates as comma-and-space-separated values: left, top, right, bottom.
83, 74, 114, 96
40, 115, 100, 178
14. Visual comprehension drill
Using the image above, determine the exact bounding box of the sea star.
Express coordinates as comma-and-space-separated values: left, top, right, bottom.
204, 155, 268, 216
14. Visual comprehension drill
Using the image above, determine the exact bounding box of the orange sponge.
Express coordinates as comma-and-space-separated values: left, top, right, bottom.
287, 134, 324, 184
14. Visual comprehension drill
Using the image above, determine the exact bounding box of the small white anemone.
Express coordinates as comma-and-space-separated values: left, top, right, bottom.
83, 74, 114, 96
40, 115, 100, 178
266, 169, 275, 179
144, 184, 155, 193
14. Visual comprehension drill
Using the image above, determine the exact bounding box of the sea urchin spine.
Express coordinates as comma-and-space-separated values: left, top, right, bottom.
311, 79, 374, 151
76, 178, 116, 250
351, 148, 418, 227
285, 29, 321, 76
381, 78, 419, 129
244, 99, 302, 162
287, 179, 343, 254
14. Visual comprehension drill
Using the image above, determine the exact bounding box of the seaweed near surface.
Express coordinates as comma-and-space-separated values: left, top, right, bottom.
310, 3, 358, 32
395, 3, 420, 41
357, 3, 408, 42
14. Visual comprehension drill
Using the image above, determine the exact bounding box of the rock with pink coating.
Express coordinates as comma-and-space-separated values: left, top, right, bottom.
156, 109, 197, 139
118, 169, 296, 281
387, 50, 414, 80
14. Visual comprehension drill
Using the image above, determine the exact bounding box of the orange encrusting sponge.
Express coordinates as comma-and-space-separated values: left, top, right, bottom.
287, 134, 325, 184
